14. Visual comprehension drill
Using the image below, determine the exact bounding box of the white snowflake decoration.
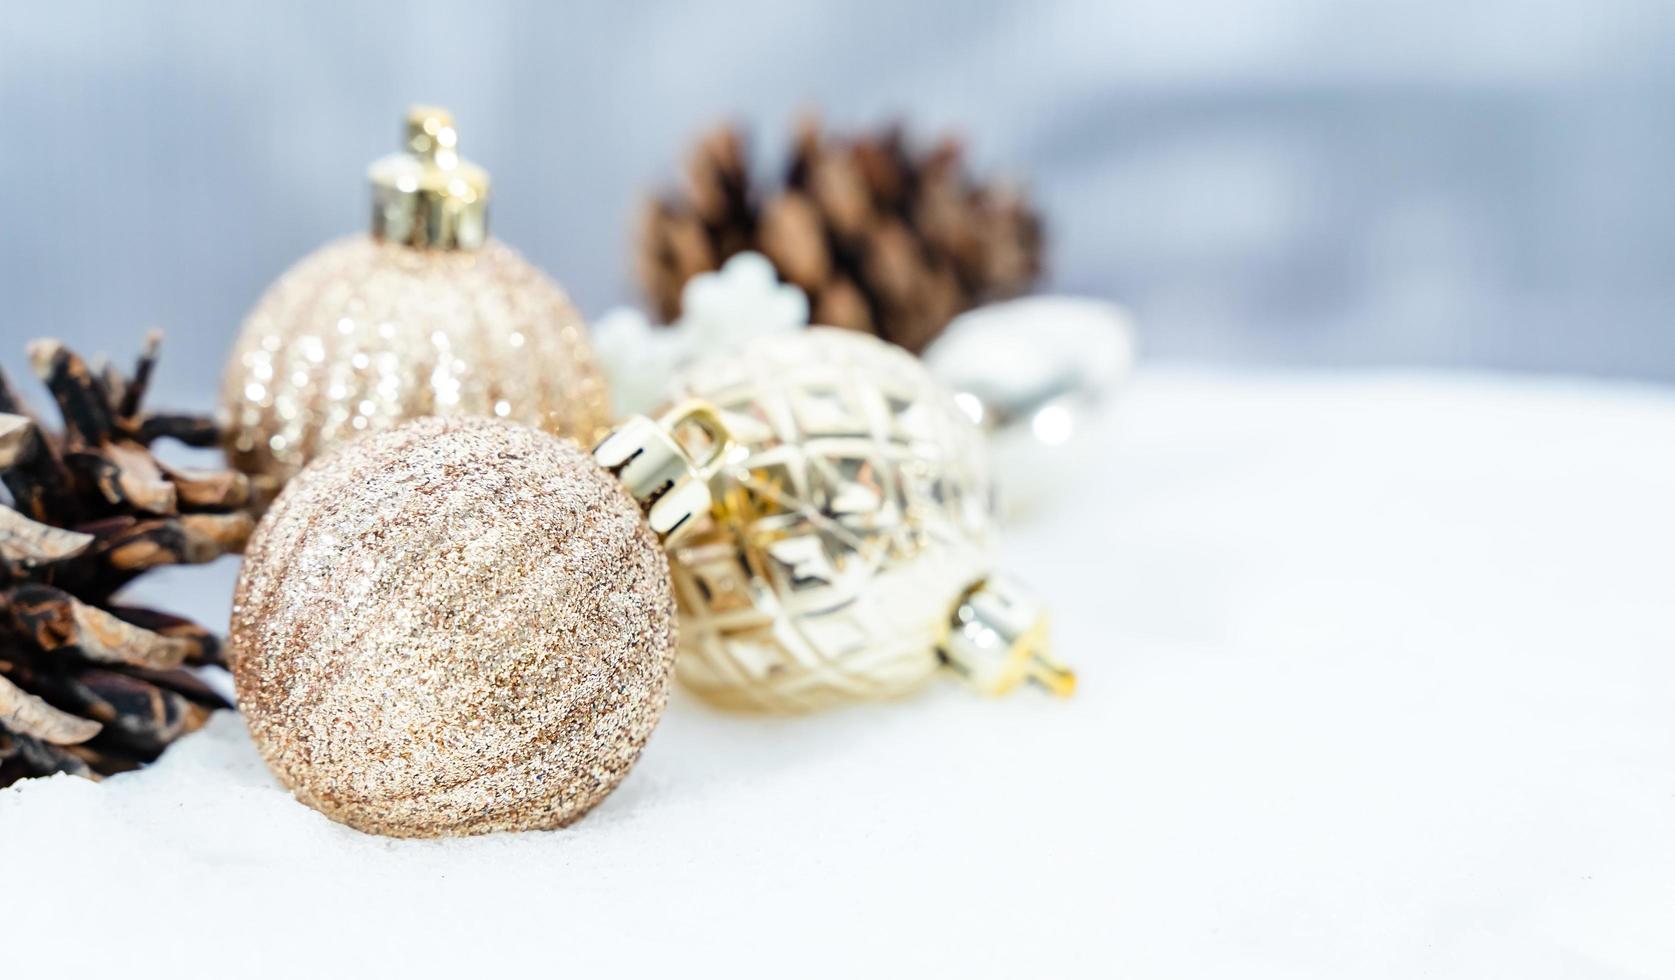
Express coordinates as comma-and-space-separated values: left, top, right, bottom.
592, 252, 809, 418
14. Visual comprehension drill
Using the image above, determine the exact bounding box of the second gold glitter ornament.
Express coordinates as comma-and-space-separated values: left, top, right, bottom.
229, 403, 733, 837
220, 106, 610, 487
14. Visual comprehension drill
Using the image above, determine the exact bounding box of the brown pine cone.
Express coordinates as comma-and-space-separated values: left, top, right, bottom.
1, 333, 255, 787
638, 116, 1044, 354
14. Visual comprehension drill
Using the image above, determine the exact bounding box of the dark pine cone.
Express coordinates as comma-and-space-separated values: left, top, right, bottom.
638, 116, 1045, 354
0, 333, 255, 787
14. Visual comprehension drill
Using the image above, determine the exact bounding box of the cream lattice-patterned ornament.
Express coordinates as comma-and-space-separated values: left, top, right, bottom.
667, 328, 1074, 712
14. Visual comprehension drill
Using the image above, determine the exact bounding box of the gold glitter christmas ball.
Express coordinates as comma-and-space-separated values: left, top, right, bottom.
229, 415, 675, 837
665, 328, 1073, 712
221, 107, 609, 485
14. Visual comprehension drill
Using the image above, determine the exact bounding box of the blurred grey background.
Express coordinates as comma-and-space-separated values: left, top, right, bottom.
2, 0, 1673, 411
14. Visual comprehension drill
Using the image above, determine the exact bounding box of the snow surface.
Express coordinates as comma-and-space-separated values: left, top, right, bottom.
5, 370, 1673, 979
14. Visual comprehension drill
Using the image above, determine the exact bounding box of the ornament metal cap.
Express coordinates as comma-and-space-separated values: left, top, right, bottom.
593, 400, 734, 544
939, 575, 1076, 697
368, 105, 490, 250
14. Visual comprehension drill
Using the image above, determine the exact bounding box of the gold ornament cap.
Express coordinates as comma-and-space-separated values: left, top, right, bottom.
593, 400, 734, 544
940, 576, 1076, 697
368, 106, 490, 250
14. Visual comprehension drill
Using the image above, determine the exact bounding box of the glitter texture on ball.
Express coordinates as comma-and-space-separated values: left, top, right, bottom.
229, 416, 675, 837
220, 236, 610, 484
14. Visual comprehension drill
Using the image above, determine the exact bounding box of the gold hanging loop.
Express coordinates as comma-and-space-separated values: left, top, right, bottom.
593, 400, 734, 544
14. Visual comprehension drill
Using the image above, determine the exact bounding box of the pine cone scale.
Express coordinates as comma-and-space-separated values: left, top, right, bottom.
0, 672, 103, 745
64, 667, 214, 754
8, 583, 197, 670
759, 192, 832, 289
3, 730, 96, 783
0, 505, 94, 567
0, 414, 32, 467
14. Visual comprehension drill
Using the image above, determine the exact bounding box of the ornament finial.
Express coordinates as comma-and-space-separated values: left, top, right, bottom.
403, 106, 457, 161
368, 104, 490, 250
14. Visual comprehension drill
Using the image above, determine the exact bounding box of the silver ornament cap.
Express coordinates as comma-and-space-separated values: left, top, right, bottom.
940, 575, 1075, 697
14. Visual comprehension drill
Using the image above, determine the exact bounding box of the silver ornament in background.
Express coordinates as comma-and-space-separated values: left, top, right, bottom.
922, 296, 1137, 518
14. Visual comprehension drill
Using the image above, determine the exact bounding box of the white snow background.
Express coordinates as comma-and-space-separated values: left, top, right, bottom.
4, 371, 1673, 979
